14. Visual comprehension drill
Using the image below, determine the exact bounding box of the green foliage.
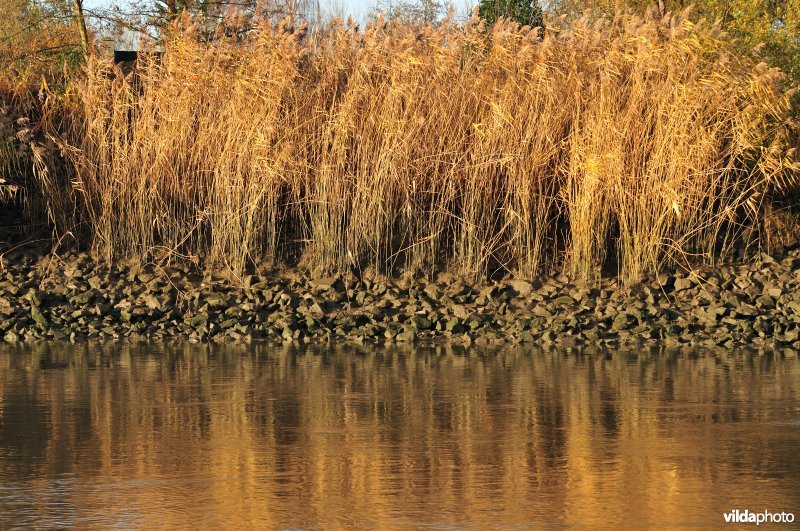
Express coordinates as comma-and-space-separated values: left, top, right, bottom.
0, 0, 80, 77
720, 0, 800, 86
547, 0, 800, 88
478, 0, 543, 28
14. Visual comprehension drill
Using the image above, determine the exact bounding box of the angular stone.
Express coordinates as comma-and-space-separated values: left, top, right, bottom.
398, 326, 416, 342
612, 314, 633, 331
464, 315, 482, 330
518, 331, 535, 343
30, 306, 48, 328
189, 315, 208, 329
23, 290, 41, 307
312, 276, 343, 292
744, 285, 761, 299
722, 292, 741, 307
211, 294, 234, 308
674, 277, 694, 292
479, 285, 496, 299
72, 291, 95, 305
243, 275, 260, 289
143, 295, 161, 310
423, 283, 442, 299
411, 315, 432, 330
766, 287, 783, 299
755, 295, 775, 309
445, 318, 464, 333
787, 301, 800, 316
735, 304, 758, 317
510, 280, 534, 296
451, 304, 470, 319
553, 295, 575, 306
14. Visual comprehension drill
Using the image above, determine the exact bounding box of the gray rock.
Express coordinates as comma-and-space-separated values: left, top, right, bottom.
766, 287, 783, 299
445, 318, 464, 333
398, 326, 416, 342
451, 304, 470, 319
243, 275, 260, 289
189, 315, 208, 329
30, 306, 48, 328
143, 295, 161, 310
411, 315, 432, 330
553, 295, 575, 306
72, 291, 95, 305
23, 289, 41, 307
612, 314, 633, 331
312, 276, 343, 292
755, 295, 775, 309
479, 285, 496, 299
510, 280, 534, 296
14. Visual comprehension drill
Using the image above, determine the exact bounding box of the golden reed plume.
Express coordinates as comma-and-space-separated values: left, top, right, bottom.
28, 8, 798, 283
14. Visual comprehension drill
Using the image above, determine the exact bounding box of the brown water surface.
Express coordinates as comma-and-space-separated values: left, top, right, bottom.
0, 343, 798, 529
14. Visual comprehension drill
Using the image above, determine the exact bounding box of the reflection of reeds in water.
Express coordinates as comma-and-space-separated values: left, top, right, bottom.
0, 343, 798, 527
42, 8, 798, 283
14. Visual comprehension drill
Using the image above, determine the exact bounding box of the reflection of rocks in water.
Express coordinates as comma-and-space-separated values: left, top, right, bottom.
0, 390, 51, 476
38, 358, 68, 369
0, 344, 798, 528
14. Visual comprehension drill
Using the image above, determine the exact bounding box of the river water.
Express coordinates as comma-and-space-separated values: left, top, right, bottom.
0, 342, 798, 528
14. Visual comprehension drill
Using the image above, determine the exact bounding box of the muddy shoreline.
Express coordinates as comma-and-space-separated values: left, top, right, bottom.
2, 247, 800, 348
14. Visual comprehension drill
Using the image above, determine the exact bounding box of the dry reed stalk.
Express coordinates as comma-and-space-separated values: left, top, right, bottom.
43, 8, 798, 282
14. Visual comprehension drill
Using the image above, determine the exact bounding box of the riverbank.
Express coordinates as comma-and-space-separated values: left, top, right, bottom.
2, 245, 800, 348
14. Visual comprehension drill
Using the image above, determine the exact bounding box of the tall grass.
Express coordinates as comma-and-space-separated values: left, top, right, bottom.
1, 76, 76, 236
48, 8, 798, 282
0, 86, 22, 205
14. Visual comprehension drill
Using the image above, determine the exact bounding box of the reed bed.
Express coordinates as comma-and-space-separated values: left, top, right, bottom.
46, 8, 798, 282
0, 83, 22, 204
